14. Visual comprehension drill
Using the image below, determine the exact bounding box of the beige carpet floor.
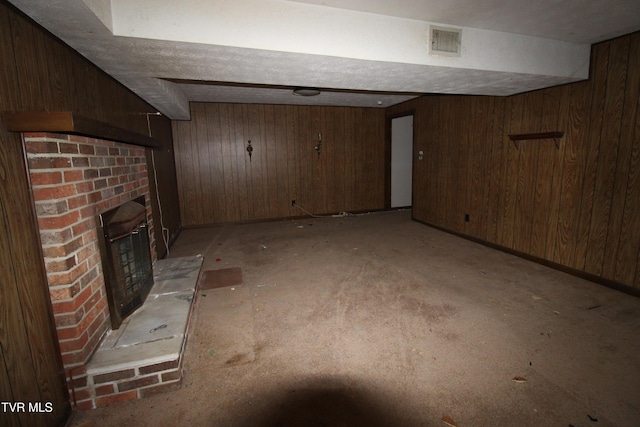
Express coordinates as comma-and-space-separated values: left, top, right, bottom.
71, 210, 640, 426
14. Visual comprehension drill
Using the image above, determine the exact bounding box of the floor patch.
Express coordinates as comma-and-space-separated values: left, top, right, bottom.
199, 267, 243, 290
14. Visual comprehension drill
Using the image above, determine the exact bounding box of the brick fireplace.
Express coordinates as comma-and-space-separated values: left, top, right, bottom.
24, 132, 159, 408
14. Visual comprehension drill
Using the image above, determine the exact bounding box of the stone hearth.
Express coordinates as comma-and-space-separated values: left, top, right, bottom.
83, 256, 202, 408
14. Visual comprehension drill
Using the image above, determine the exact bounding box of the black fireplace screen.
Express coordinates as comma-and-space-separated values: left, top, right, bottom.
97, 196, 153, 329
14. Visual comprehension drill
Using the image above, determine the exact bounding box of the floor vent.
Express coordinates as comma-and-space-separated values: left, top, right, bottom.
430, 26, 462, 56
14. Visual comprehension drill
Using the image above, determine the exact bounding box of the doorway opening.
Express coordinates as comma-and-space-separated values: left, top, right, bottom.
390, 115, 414, 208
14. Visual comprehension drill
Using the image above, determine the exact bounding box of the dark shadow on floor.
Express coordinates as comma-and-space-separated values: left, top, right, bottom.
236, 377, 415, 427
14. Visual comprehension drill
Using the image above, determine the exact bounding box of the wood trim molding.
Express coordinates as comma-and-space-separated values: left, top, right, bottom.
2, 111, 161, 149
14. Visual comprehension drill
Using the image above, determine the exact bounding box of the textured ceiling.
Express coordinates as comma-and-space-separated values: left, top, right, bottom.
7, 0, 640, 120
289, 0, 640, 44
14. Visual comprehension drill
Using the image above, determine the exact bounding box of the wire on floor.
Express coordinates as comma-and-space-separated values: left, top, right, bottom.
292, 202, 353, 218
293, 202, 409, 219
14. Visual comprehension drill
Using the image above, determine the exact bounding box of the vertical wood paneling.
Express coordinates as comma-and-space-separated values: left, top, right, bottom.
421, 97, 437, 224
242, 105, 256, 219
632, 103, 640, 288
1, 27, 52, 423
460, 97, 473, 233
279, 105, 292, 218
636, 236, 640, 289
432, 97, 445, 224
2, 2, 179, 425
312, 106, 323, 212
485, 97, 505, 243
358, 108, 369, 211
173, 120, 192, 224
405, 31, 640, 291
0, 3, 19, 105
0, 163, 46, 427
264, 105, 278, 218
464, 97, 476, 235
513, 91, 542, 253
542, 85, 571, 261
146, 115, 180, 258
313, 107, 333, 214
470, 97, 493, 239
14, 3, 182, 253
573, 43, 609, 270
452, 97, 466, 231
41, 35, 68, 111
366, 109, 385, 209
501, 95, 523, 249
9, 9, 45, 111
494, 98, 512, 247
324, 108, 336, 213
530, 89, 558, 257
217, 104, 231, 221
602, 35, 638, 279
615, 33, 640, 287
224, 105, 242, 220
552, 82, 589, 267
173, 31, 640, 294
232, 104, 249, 221
353, 108, 366, 210
227, 103, 243, 221
174, 103, 386, 225
343, 107, 356, 212
442, 96, 457, 230
296, 106, 312, 215
194, 103, 211, 224
422, 97, 439, 223
173, 120, 197, 225
333, 107, 346, 211
585, 37, 629, 275
252, 104, 265, 218
413, 98, 426, 221
0, 353, 20, 426
283, 106, 295, 216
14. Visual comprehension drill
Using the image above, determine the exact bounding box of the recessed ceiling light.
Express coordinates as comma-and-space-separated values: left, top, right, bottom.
293, 87, 321, 96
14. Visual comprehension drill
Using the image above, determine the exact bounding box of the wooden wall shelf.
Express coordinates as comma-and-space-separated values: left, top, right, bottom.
508, 131, 564, 149
2, 111, 161, 149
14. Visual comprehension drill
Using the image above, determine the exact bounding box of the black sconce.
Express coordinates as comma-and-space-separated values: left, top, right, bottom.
247, 140, 253, 161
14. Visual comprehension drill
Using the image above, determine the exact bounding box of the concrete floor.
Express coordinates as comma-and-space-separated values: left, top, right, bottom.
71, 210, 640, 426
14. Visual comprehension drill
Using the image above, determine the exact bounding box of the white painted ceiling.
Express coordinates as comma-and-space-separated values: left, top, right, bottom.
7, 0, 640, 120
289, 0, 640, 43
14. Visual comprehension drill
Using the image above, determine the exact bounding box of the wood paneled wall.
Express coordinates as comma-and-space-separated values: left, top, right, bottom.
390, 31, 640, 291
173, 103, 386, 226
3, 2, 180, 259
0, 1, 180, 425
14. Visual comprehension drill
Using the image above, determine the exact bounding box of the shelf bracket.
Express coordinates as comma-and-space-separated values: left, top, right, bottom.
508, 131, 564, 149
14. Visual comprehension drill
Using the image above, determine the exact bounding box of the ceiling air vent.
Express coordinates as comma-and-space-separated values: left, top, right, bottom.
430, 26, 462, 56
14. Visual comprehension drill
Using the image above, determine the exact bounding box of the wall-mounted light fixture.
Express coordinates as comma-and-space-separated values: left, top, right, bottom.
293, 87, 321, 96
314, 131, 322, 156
246, 140, 253, 161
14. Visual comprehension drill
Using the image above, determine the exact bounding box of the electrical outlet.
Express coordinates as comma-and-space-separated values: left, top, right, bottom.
465, 213, 470, 222
291, 200, 296, 207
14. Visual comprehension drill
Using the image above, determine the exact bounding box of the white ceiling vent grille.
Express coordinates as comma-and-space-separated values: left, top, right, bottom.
430, 26, 462, 56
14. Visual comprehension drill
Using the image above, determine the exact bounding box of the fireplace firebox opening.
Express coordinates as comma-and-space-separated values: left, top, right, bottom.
97, 196, 154, 329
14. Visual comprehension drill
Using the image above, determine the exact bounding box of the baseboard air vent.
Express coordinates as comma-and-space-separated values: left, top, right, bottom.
430, 26, 462, 56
